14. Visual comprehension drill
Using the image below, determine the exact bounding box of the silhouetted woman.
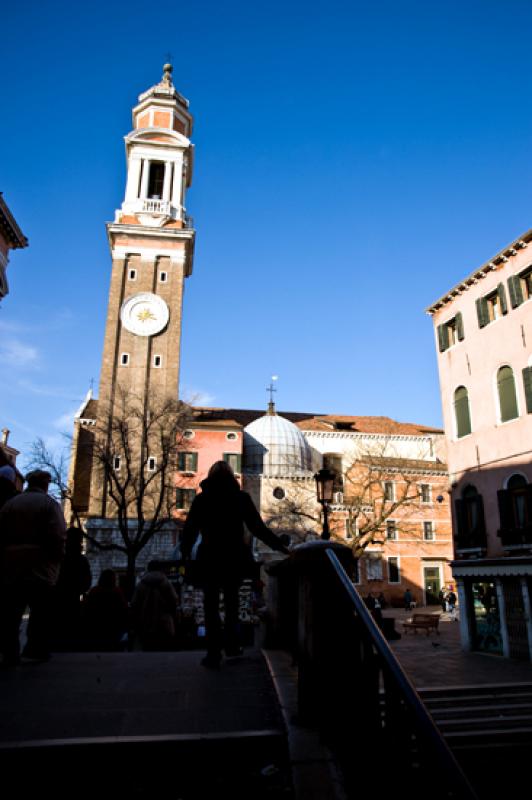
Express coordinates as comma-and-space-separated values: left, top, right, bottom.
180, 461, 289, 668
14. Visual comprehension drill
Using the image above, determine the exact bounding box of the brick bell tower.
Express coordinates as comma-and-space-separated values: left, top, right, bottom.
86, 64, 195, 523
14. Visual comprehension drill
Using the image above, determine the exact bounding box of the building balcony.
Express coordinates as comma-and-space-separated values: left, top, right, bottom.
141, 198, 172, 215
454, 530, 488, 556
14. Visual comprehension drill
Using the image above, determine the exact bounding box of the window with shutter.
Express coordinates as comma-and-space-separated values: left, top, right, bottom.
497, 366, 518, 422
178, 452, 198, 472
388, 557, 400, 584
476, 297, 489, 328
453, 386, 471, 438
456, 312, 464, 341
438, 324, 449, 352
223, 453, 241, 474
523, 367, 532, 414
508, 275, 524, 308
497, 283, 508, 315
520, 267, 532, 301
176, 488, 196, 511
497, 488, 514, 532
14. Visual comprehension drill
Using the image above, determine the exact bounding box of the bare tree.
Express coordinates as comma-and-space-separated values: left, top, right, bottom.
262, 438, 430, 558
29, 390, 193, 598
26, 436, 78, 516
86, 388, 192, 596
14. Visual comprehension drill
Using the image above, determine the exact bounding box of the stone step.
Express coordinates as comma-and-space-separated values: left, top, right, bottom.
0, 729, 291, 799
427, 701, 532, 720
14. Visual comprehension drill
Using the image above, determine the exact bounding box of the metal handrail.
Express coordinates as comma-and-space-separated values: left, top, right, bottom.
324, 548, 478, 798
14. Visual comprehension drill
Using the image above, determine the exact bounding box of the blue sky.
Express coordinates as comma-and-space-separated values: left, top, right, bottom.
2, 0, 532, 463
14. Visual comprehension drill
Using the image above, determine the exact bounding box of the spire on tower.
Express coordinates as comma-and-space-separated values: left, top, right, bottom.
162, 62, 173, 86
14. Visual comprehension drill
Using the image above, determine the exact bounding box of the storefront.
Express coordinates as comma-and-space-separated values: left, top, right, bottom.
452, 558, 532, 661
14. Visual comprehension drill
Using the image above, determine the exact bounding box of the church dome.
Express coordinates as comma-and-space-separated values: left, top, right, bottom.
244, 410, 314, 476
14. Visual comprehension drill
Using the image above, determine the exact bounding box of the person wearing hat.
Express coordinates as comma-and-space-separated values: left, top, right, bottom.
0, 469, 66, 665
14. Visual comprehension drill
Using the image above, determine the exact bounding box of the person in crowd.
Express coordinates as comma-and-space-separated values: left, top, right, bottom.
447, 588, 457, 620
52, 527, 92, 650
403, 587, 413, 611
131, 560, 178, 651
0, 469, 66, 665
180, 460, 289, 668
439, 588, 447, 613
81, 569, 128, 651
0, 455, 19, 510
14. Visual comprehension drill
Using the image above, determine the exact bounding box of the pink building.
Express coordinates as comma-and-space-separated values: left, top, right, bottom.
428, 229, 532, 660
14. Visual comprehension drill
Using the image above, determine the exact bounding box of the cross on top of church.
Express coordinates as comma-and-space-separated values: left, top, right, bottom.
266, 375, 278, 415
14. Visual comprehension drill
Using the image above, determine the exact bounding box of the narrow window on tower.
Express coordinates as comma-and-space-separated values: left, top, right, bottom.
113, 455, 121, 471
128, 269, 137, 281
148, 162, 165, 199
159, 271, 168, 283
147, 456, 157, 472
153, 355, 162, 368
120, 353, 130, 366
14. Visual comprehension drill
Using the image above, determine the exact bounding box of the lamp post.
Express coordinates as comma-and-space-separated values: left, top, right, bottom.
314, 468, 336, 541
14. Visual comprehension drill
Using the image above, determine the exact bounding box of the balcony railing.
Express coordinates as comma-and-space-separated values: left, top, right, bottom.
141, 199, 171, 215
266, 543, 478, 799
498, 524, 532, 548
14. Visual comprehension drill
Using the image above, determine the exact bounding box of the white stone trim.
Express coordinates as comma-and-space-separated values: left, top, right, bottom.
111, 245, 187, 264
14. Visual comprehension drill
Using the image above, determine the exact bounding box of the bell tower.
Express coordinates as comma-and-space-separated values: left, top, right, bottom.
88, 64, 195, 520
98, 63, 195, 416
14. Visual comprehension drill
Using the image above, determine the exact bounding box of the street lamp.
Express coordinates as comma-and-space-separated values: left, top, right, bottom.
314, 468, 336, 541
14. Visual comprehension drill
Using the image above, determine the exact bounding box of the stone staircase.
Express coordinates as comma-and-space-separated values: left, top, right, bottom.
419, 682, 532, 798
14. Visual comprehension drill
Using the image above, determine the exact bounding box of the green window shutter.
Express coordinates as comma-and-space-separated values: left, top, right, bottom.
191, 452, 198, 472
476, 297, 488, 328
497, 366, 518, 422
178, 453, 185, 471
497, 283, 508, 315
236, 454, 242, 474
454, 499, 467, 538
497, 489, 513, 532
508, 275, 524, 308
176, 488, 183, 508
454, 386, 472, 438
437, 324, 449, 352
456, 312, 464, 341
523, 367, 532, 413
474, 495, 487, 539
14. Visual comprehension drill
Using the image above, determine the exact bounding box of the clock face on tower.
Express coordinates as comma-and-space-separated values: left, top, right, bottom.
120, 292, 169, 337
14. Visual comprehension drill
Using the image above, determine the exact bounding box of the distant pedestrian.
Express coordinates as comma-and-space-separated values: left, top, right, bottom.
447, 589, 457, 620
0, 469, 66, 665
81, 569, 128, 651
439, 589, 447, 613
180, 460, 289, 668
131, 561, 178, 651
52, 527, 92, 650
403, 588, 413, 611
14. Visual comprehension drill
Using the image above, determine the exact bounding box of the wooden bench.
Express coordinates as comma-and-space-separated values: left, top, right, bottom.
402, 613, 440, 635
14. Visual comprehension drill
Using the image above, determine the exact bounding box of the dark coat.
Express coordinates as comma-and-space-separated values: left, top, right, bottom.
180, 477, 288, 582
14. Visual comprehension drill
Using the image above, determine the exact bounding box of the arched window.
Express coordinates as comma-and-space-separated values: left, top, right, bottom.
454, 484, 487, 549
507, 474, 528, 529
453, 386, 471, 438
497, 473, 532, 546
497, 366, 518, 422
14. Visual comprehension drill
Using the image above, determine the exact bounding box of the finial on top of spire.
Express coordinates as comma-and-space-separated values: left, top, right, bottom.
266, 375, 278, 415
162, 62, 173, 85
